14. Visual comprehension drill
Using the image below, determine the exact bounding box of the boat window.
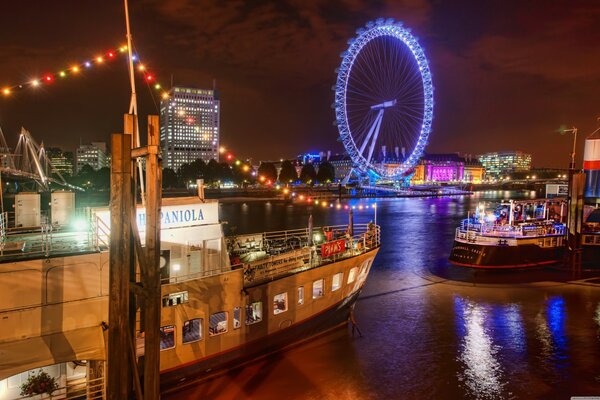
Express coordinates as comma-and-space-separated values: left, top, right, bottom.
162, 291, 188, 307
298, 286, 304, 305
332, 273, 343, 291
182, 318, 203, 344
347, 268, 357, 284
209, 312, 229, 336
313, 279, 324, 299
159, 325, 175, 350
233, 307, 241, 329
245, 302, 263, 325
273, 293, 288, 315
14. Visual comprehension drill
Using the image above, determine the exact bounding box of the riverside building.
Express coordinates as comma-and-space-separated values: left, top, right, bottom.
160, 87, 220, 171
75, 142, 109, 173
478, 151, 532, 179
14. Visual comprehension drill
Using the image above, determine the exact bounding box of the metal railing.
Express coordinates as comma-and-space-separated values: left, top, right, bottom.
227, 224, 380, 286
15, 376, 104, 400
457, 221, 566, 240
0, 208, 111, 261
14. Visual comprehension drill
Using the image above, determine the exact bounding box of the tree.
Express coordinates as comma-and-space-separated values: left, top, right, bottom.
95, 167, 111, 190
232, 162, 251, 185
316, 161, 335, 183
258, 162, 277, 182
279, 160, 298, 183
190, 158, 206, 178
204, 159, 220, 184
299, 163, 317, 184
218, 162, 234, 182
162, 168, 179, 188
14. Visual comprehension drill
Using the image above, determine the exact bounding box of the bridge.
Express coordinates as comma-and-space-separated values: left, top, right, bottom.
0, 126, 83, 191
359, 184, 472, 197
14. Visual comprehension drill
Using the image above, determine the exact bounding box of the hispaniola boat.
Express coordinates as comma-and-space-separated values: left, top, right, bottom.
449, 199, 567, 268
0, 196, 380, 398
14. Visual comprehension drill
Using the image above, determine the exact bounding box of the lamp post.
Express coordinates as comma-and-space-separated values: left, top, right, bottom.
561, 127, 580, 269
562, 127, 578, 171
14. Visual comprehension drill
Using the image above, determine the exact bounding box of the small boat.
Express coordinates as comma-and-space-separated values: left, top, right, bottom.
449, 199, 567, 268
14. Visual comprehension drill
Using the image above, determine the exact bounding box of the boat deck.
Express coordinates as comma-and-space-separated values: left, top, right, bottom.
0, 226, 105, 263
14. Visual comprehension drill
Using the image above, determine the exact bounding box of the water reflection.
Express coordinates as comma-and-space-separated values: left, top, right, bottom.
492, 303, 525, 354
454, 296, 506, 399
535, 296, 568, 375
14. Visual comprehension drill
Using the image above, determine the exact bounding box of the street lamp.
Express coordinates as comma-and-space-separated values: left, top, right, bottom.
561, 127, 578, 170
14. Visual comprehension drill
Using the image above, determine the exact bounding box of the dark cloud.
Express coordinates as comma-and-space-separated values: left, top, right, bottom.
0, 0, 597, 167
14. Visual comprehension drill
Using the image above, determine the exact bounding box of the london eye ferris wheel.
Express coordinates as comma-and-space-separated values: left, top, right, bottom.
334, 18, 434, 181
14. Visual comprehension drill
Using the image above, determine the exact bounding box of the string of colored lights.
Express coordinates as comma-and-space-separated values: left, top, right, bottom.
0, 44, 169, 99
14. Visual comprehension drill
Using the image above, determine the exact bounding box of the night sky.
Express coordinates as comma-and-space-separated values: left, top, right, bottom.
0, 0, 598, 168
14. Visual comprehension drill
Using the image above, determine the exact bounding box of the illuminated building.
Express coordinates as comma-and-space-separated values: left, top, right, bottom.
327, 154, 352, 182
410, 154, 484, 184
479, 151, 531, 179
160, 86, 220, 170
76, 142, 109, 173
46, 147, 74, 177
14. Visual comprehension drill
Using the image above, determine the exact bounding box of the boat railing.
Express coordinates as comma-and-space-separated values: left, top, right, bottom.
0, 208, 109, 260
14, 375, 105, 400
229, 224, 380, 286
456, 222, 566, 243
92, 214, 110, 250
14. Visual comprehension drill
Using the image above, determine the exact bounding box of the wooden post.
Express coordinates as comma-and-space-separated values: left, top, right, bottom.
107, 132, 132, 400
143, 115, 162, 399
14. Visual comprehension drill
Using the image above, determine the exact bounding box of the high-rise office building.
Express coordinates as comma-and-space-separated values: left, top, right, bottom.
160, 86, 220, 171
76, 142, 109, 173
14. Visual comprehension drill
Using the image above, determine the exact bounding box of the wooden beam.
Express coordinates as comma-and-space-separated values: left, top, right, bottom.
143, 115, 162, 399
131, 145, 159, 159
107, 133, 132, 400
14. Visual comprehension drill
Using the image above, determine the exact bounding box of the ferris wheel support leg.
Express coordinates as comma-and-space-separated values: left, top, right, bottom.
358, 109, 384, 156
366, 111, 384, 164
342, 168, 354, 185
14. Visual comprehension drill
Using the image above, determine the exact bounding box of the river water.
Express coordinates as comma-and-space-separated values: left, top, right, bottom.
170, 191, 600, 399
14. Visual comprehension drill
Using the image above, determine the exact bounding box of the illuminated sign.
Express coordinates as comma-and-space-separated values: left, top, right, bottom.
93, 201, 219, 233
321, 239, 346, 257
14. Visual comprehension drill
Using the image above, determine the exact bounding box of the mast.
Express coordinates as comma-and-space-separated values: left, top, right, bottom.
124, 0, 146, 205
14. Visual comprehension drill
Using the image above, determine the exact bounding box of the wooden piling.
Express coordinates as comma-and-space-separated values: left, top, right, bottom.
143, 115, 162, 399
107, 132, 132, 400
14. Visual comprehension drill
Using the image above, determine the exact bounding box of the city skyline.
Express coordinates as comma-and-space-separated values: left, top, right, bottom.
0, 1, 598, 168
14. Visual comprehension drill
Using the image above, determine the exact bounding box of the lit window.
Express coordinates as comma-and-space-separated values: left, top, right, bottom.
182, 318, 203, 344
273, 292, 288, 315
209, 311, 228, 336
332, 273, 343, 291
245, 302, 263, 325
348, 268, 358, 284
298, 286, 304, 305
233, 307, 241, 329
159, 325, 175, 350
313, 279, 324, 299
